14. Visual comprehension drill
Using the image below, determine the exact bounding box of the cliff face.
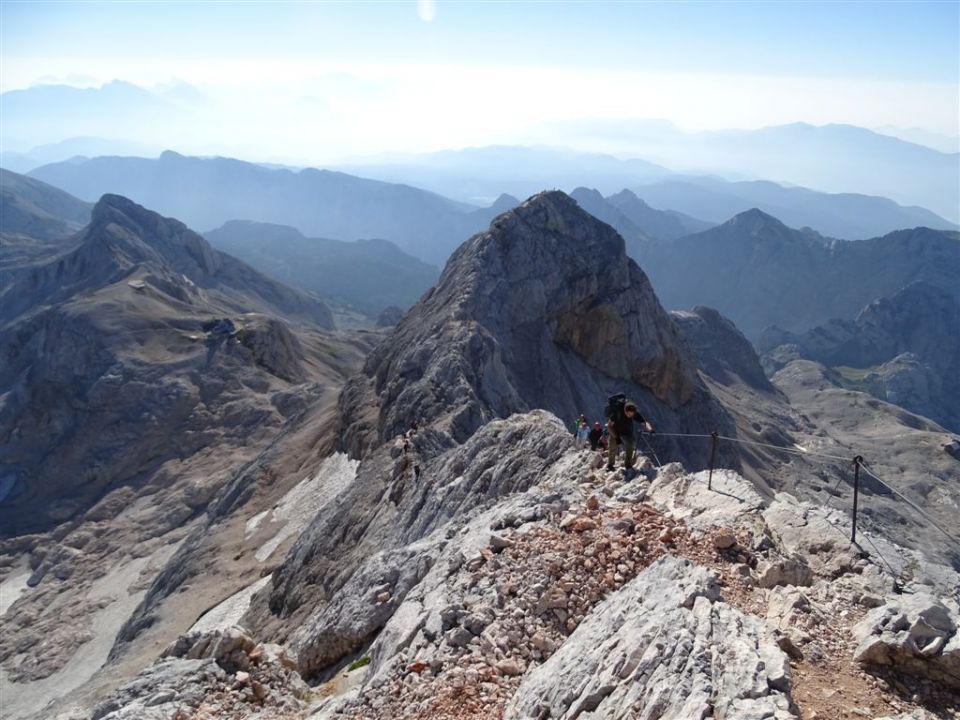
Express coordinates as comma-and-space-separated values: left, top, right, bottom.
339, 191, 730, 460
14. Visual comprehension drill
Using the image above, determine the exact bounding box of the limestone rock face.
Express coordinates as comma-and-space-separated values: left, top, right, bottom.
504, 556, 793, 720
249, 411, 573, 676
339, 191, 730, 460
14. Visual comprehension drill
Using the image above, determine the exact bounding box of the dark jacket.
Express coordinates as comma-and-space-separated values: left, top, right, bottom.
610, 410, 647, 439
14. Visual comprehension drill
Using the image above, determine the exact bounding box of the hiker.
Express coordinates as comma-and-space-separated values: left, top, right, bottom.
604, 394, 654, 471
598, 428, 609, 451
574, 413, 587, 438
577, 419, 590, 444
588, 421, 603, 450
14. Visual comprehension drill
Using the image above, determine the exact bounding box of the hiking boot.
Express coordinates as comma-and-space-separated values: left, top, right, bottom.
605, 464, 615, 471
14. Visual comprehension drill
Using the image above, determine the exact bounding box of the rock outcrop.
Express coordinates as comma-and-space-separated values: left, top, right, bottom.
505, 556, 793, 720
853, 594, 960, 691
339, 191, 732, 461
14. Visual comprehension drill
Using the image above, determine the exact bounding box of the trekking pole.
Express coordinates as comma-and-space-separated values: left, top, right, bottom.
707, 431, 719, 490
641, 432, 662, 469
851, 455, 863, 544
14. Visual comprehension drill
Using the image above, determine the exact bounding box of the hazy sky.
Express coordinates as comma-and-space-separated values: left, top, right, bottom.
2, 0, 958, 161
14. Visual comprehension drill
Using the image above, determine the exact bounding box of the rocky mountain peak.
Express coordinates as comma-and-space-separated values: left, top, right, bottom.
726, 207, 792, 236
340, 190, 727, 458
86, 193, 221, 277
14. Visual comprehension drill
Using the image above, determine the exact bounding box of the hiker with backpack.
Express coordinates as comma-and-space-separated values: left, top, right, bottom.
604, 393, 654, 471
588, 421, 603, 451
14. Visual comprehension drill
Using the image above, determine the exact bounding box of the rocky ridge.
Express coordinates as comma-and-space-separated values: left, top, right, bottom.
84, 417, 960, 720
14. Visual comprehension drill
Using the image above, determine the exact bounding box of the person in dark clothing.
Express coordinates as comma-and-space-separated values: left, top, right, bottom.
588, 421, 603, 450
606, 401, 653, 471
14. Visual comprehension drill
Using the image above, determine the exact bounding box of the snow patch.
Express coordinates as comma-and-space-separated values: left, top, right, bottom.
255, 453, 359, 562
245, 510, 269, 539
0, 555, 31, 616
189, 576, 271, 634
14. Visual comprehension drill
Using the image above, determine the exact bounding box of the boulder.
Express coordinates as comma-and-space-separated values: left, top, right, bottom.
852, 592, 960, 690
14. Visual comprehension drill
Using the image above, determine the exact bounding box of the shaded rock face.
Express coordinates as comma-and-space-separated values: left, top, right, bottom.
759, 282, 960, 431
376, 305, 404, 327
340, 191, 730, 461
0, 169, 91, 270
672, 305, 775, 392
637, 211, 960, 340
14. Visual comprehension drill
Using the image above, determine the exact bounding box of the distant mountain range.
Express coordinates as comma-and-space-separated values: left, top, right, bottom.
635, 209, 960, 339
0, 136, 164, 174
632, 175, 954, 240
3, 80, 955, 221
27, 151, 511, 264
24, 149, 956, 269
521, 120, 960, 222
205, 220, 440, 315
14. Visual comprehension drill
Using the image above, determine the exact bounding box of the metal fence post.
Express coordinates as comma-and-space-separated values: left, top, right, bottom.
708, 431, 719, 490
851, 455, 863, 543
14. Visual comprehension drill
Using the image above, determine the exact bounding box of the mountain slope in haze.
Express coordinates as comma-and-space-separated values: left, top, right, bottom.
28, 151, 492, 265
758, 282, 960, 432
637, 209, 960, 339
204, 220, 440, 315
571, 186, 714, 248
334, 145, 671, 205
0, 137, 165, 174
633, 176, 955, 240
606, 188, 714, 240
0, 168, 93, 265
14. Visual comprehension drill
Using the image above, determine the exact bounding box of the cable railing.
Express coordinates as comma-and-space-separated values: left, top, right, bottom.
615, 428, 960, 586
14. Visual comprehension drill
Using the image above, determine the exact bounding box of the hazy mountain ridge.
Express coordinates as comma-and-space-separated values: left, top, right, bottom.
632, 175, 955, 240
204, 220, 440, 316
0, 168, 92, 266
28, 151, 495, 264
636, 209, 960, 339
527, 119, 960, 222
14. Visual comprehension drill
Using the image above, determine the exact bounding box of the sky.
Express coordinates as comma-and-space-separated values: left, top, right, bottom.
1, 0, 958, 162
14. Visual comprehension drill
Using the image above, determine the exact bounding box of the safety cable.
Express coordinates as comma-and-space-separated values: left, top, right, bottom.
859, 462, 960, 549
